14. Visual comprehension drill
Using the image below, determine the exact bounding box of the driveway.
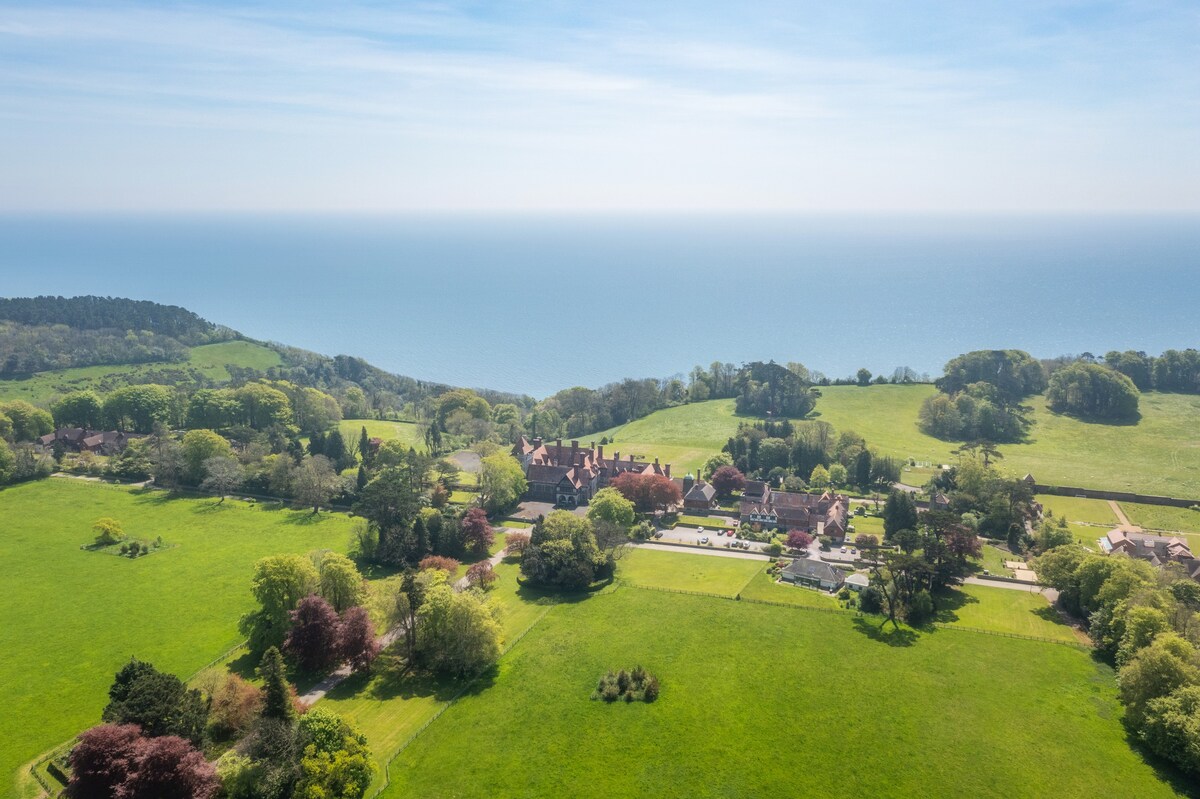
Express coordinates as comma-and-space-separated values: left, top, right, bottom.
512, 501, 587, 520
660, 524, 766, 554
636, 542, 768, 561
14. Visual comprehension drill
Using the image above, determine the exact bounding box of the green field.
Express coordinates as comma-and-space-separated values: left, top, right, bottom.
587, 387, 1200, 497
939, 584, 1079, 643
337, 418, 426, 452
1037, 494, 1120, 526
381, 585, 1178, 799
0, 478, 357, 799
616, 547, 762, 596
1122, 502, 1200, 534
0, 340, 282, 405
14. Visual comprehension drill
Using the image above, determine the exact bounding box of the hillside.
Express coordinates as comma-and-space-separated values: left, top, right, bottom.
0, 340, 282, 406
589, 385, 1200, 497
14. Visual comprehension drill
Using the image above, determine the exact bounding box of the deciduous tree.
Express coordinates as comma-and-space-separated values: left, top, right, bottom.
337, 606, 380, 673
286, 594, 342, 673
460, 507, 495, 556
709, 466, 745, 498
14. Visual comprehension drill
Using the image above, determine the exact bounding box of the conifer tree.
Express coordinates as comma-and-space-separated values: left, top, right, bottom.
258, 646, 294, 723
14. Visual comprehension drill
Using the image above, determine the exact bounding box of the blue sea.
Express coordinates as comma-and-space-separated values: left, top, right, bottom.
0, 213, 1197, 398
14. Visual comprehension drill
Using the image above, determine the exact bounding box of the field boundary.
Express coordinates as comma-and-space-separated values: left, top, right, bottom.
1035, 483, 1200, 509
371, 604, 555, 798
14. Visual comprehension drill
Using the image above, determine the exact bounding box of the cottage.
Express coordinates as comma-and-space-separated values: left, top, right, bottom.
81, 430, 133, 456
780, 559, 845, 592
740, 485, 850, 539
680, 474, 716, 510
511, 437, 670, 507
844, 572, 871, 592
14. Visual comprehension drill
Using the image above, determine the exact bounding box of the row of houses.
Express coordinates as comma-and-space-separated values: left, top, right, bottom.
37, 427, 137, 456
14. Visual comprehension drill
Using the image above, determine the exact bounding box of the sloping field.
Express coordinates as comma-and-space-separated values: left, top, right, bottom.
588, 387, 1200, 497
0, 340, 282, 405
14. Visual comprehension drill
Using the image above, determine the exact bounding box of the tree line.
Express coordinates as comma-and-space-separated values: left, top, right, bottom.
720, 418, 901, 491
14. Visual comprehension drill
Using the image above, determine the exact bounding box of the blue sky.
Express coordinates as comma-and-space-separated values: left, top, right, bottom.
0, 1, 1197, 211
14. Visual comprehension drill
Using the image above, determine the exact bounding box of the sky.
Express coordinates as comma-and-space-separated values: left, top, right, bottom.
0, 1, 1197, 212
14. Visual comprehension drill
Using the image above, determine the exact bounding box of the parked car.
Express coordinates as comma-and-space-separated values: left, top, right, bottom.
840, 547, 847, 553
699, 536, 710, 544
725, 529, 735, 536
850, 548, 858, 554
697, 526, 705, 533
653, 531, 663, 539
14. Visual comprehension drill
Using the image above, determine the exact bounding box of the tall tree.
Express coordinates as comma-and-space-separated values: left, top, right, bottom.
460, 507, 495, 556
293, 455, 342, 514
258, 646, 295, 723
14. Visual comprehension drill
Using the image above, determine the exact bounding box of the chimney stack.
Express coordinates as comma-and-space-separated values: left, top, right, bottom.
556, 438, 562, 450
665, 464, 671, 478
614, 451, 620, 462
597, 445, 604, 460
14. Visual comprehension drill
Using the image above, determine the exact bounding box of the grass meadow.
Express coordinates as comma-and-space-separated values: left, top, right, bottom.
0, 341, 282, 405
0, 478, 356, 799
587, 387, 1200, 497
380, 584, 1180, 799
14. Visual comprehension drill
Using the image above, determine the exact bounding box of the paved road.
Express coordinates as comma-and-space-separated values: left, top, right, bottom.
659, 524, 766, 554
963, 575, 1052, 597
299, 547, 510, 705
636, 542, 769, 561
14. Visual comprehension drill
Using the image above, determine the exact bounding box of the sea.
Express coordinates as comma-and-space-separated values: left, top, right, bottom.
0, 213, 1197, 398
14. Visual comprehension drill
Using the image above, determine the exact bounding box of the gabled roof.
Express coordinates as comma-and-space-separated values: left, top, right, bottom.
684, 482, 716, 503
782, 559, 844, 584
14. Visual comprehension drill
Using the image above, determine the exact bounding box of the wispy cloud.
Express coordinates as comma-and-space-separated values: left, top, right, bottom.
0, 1, 1197, 210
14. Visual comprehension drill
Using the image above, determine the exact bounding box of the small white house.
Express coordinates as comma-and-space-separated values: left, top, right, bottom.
844, 573, 870, 592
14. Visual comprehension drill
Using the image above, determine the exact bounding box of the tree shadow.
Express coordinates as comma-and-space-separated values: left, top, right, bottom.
328, 652, 497, 704
225, 650, 261, 681
1124, 729, 1200, 798
931, 588, 980, 625
851, 616, 920, 647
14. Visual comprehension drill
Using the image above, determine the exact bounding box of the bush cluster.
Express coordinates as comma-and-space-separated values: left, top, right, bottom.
592, 666, 659, 703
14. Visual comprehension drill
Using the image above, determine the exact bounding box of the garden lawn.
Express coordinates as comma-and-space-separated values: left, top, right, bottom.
616, 548, 762, 597
1037, 494, 1120, 525
737, 571, 841, 608
587, 388, 1200, 498
337, 419, 426, 452
0, 478, 357, 799
937, 585, 1079, 643
382, 586, 1181, 799
0, 340, 281, 406
975, 544, 1013, 576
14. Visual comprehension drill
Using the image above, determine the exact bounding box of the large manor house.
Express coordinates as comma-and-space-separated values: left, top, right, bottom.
511, 436, 850, 539
512, 437, 671, 507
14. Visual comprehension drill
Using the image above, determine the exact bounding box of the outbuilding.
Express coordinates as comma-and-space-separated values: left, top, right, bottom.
844, 573, 870, 592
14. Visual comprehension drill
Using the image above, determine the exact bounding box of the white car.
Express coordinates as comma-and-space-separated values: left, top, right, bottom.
699, 536, 710, 544
697, 526, 705, 533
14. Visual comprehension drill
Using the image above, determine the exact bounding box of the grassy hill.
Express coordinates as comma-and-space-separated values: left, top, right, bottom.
588, 385, 1200, 497
0, 340, 282, 406
0, 479, 356, 799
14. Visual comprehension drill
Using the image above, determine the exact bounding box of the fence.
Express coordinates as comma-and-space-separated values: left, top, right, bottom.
1035, 483, 1200, 509
930, 622, 1087, 649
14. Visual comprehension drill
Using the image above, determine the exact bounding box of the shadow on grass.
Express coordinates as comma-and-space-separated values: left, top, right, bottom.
514, 576, 612, 606
930, 588, 980, 625
1032, 604, 1071, 627
852, 617, 920, 647
225, 650, 261, 681
283, 510, 326, 526
1124, 729, 1200, 798
326, 652, 497, 704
